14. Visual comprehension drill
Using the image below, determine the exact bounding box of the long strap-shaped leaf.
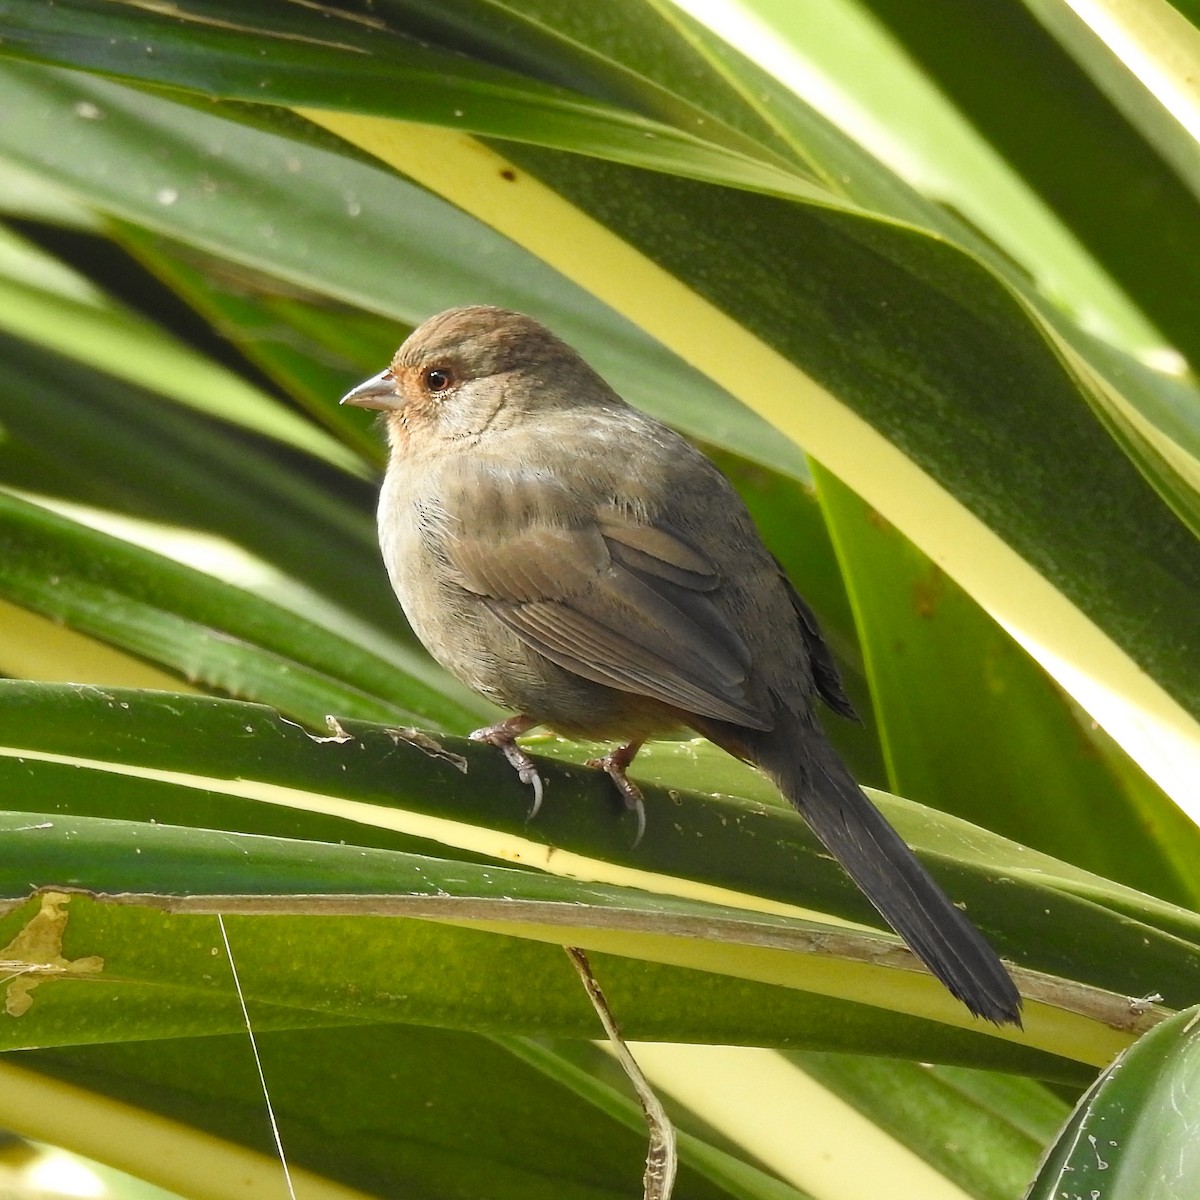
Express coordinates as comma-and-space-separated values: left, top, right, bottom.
0, 680, 1193, 1071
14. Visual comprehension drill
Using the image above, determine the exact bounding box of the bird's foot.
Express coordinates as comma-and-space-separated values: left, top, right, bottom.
586, 741, 646, 846
470, 715, 544, 818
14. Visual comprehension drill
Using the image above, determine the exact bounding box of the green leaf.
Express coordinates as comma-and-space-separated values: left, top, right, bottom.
1026, 1003, 1200, 1199
0, 0, 833, 199
0, 60, 803, 481
847, 0, 1200, 369
0, 221, 362, 473
0, 488, 477, 728
6, 1030, 695, 1200
0, 329, 399, 628
786, 1053, 1066, 1200
815, 464, 1200, 908
0, 679, 1193, 1076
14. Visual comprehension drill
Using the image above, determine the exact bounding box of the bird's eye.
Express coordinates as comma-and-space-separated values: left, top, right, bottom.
423, 366, 455, 393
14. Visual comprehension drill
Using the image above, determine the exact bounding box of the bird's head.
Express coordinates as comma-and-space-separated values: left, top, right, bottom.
340, 305, 608, 450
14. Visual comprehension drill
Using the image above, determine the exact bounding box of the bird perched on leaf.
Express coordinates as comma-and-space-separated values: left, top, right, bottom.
342, 305, 1022, 1027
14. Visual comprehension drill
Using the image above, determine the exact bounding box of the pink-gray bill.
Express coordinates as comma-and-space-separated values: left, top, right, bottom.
342, 305, 1022, 1027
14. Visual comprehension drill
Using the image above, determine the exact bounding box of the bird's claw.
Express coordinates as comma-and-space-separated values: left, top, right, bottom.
470, 718, 544, 819
586, 748, 647, 847
469, 719, 646, 841
503, 742, 545, 819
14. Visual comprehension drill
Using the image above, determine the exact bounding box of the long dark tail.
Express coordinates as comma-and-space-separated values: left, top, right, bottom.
713, 718, 1022, 1026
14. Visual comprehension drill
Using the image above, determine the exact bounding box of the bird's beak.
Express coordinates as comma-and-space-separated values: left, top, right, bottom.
340, 369, 398, 410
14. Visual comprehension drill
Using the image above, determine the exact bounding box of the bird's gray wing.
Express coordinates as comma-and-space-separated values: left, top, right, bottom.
773, 558, 858, 720
443, 501, 772, 730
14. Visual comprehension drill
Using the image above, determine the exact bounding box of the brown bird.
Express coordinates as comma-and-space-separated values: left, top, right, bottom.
342, 305, 1022, 1026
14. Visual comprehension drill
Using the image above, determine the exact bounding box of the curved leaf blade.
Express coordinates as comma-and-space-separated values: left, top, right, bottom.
0, 681, 1194, 1073
1026, 1003, 1200, 1200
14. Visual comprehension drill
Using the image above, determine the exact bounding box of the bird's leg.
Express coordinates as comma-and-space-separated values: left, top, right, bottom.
587, 741, 647, 846
470, 714, 544, 818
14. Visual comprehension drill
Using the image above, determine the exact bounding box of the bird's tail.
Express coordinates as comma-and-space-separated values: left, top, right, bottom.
719, 718, 1022, 1026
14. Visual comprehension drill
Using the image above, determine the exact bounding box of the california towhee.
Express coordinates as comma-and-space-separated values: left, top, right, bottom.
342, 306, 1021, 1025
